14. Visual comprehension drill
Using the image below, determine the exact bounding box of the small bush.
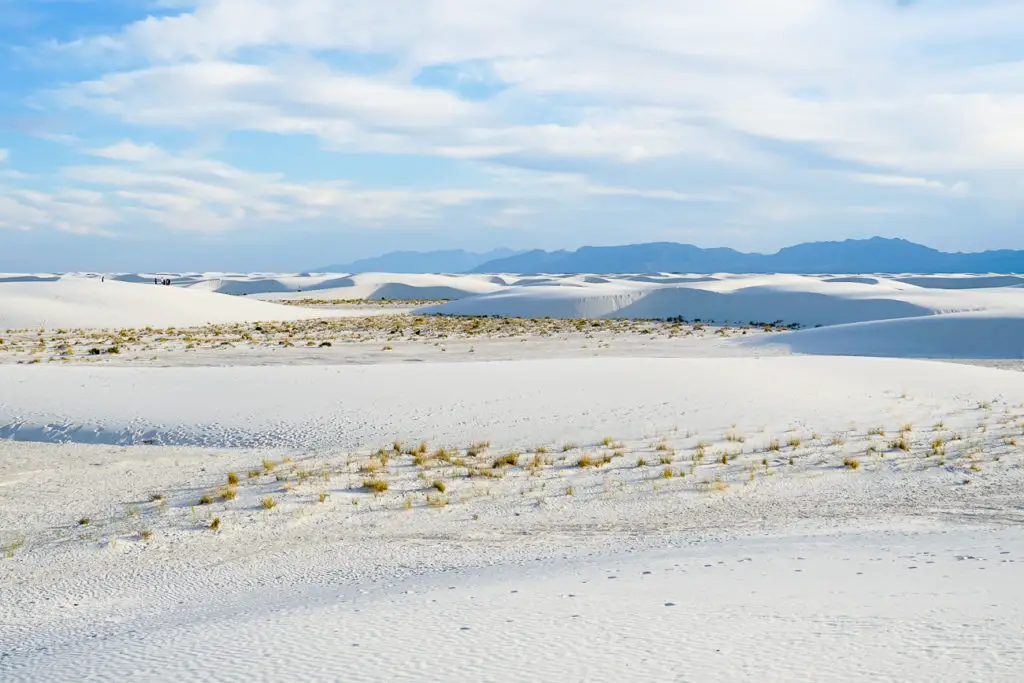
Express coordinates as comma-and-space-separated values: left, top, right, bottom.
561, 442, 579, 452
493, 452, 520, 468
139, 529, 153, 541
576, 454, 596, 468
199, 494, 214, 506
319, 492, 329, 503
426, 493, 450, 508
431, 480, 447, 493
209, 517, 221, 530
227, 472, 240, 486
261, 496, 277, 510
363, 478, 389, 494
767, 440, 781, 452
221, 487, 237, 501
843, 457, 860, 470
888, 437, 910, 452
77, 517, 90, 526
467, 441, 490, 457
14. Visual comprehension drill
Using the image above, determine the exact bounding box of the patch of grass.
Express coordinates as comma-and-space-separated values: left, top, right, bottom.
662, 467, 675, 479
601, 436, 615, 447
220, 487, 237, 501
576, 454, 596, 468
636, 457, 648, 467
209, 517, 221, 530
561, 442, 580, 452
227, 472, 239, 486
888, 437, 910, 452
901, 423, 913, 433
655, 441, 671, 452
319, 492, 329, 503
262, 458, 277, 473
843, 457, 860, 470
426, 493, 450, 508
767, 439, 781, 452
247, 470, 260, 479
867, 426, 885, 437
431, 480, 447, 493
725, 432, 745, 443
139, 529, 153, 541
659, 455, 673, 465
363, 478, 389, 494
787, 437, 801, 448
493, 452, 520, 468
148, 493, 165, 503
199, 494, 214, 506
261, 496, 277, 510
77, 517, 90, 526
467, 441, 490, 457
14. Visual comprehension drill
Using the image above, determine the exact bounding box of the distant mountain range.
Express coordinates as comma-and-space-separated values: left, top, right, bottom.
315, 238, 1024, 274
316, 249, 521, 273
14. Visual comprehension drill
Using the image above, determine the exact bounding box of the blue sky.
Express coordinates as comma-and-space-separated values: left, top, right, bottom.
2, 0, 1024, 271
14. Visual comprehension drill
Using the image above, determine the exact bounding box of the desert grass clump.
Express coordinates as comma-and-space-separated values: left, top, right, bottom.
77, 517, 90, 526
261, 496, 277, 510
787, 437, 801, 449
601, 436, 615, 448
319, 492, 329, 503
220, 487, 237, 501
561, 442, 580, 452
576, 454, 596, 468
139, 529, 154, 541
493, 452, 520, 468
227, 472, 240, 486
363, 478, 389, 494
209, 517, 221, 530
199, 494, 214, 506
662, 467, 675, 479
149, 493, 165, 503
636, 457, 648, 467
888, 437, 910, 452
431, 480, 447, 493
247, 469, 260, 479
655, 441, 672, 452
767, 439, 781, 452
843, 457, 860, 470
426, 493, 450, 508
262, 458, 277, 473
659, 455, 673, 465
467, 441, 490, 457
867, 426, 885, 437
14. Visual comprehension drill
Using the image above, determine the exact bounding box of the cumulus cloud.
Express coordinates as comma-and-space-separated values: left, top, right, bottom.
13, 0, 1024, 248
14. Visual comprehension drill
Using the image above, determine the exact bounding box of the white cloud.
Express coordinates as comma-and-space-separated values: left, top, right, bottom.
17, 0, 1024, 248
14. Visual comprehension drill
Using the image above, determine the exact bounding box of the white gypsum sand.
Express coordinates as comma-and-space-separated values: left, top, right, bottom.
2, 271, 1024, 682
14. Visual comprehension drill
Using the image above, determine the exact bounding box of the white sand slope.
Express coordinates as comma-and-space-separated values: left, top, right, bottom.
742, 310, 1024, 358
183, 272, 505, 300
3, 356, 1024, 448
418, 273, 1024, 326
0, 278, 338, 330
6, 525, 1021, 683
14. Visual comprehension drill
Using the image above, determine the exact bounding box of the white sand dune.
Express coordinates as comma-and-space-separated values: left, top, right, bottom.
743, 310, 1024, 358
5, 270, 1024, 683
4, 356, 1024, 448
0, 277, 338, 330
182, 272, 504, 301
419, 274, 1024, 326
